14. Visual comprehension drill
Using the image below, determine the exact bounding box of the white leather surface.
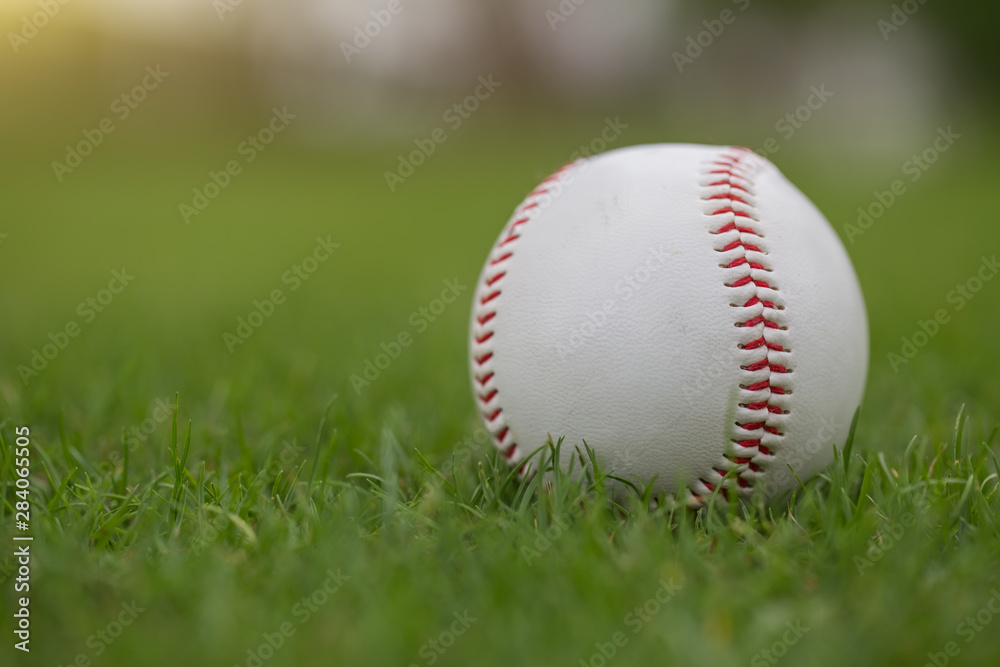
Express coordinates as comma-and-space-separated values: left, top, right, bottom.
469, 144, 868, 503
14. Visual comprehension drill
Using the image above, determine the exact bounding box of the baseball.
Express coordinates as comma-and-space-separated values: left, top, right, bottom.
469, 144, 868, 505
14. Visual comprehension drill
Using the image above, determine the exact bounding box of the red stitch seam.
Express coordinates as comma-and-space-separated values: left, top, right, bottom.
471, 161, 581, 463
693, 148, 791, 504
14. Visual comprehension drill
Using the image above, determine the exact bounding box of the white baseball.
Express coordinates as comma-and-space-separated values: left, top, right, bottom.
469, 144, 868, 504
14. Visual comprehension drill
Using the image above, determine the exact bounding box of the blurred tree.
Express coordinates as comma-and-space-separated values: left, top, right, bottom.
693, 0, 1000, 93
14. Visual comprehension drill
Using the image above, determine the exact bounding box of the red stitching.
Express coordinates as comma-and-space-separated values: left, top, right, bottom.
726, 259, 769, 271
471, 161, 581, 467
743, 337, 785, 351
480, 291, 501, 305
729, 276, 775, 289
705, 194, 750, 205
720, 240, 764, 254
711, 222, 761, 235
485, 272, 506, 287
708, 180, 750, 194
694, 148, 791, 503
741, 297, 780, 309
742, 401, 784, 414
710, 207, 754, 219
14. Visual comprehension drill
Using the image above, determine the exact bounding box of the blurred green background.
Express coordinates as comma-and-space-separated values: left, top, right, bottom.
1, 0, 999, 665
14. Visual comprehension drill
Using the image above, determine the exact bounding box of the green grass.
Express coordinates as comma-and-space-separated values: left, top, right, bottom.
1, 106, 999, 666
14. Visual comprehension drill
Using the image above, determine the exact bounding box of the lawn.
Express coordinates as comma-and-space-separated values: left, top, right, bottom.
1, 103, 998, 667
